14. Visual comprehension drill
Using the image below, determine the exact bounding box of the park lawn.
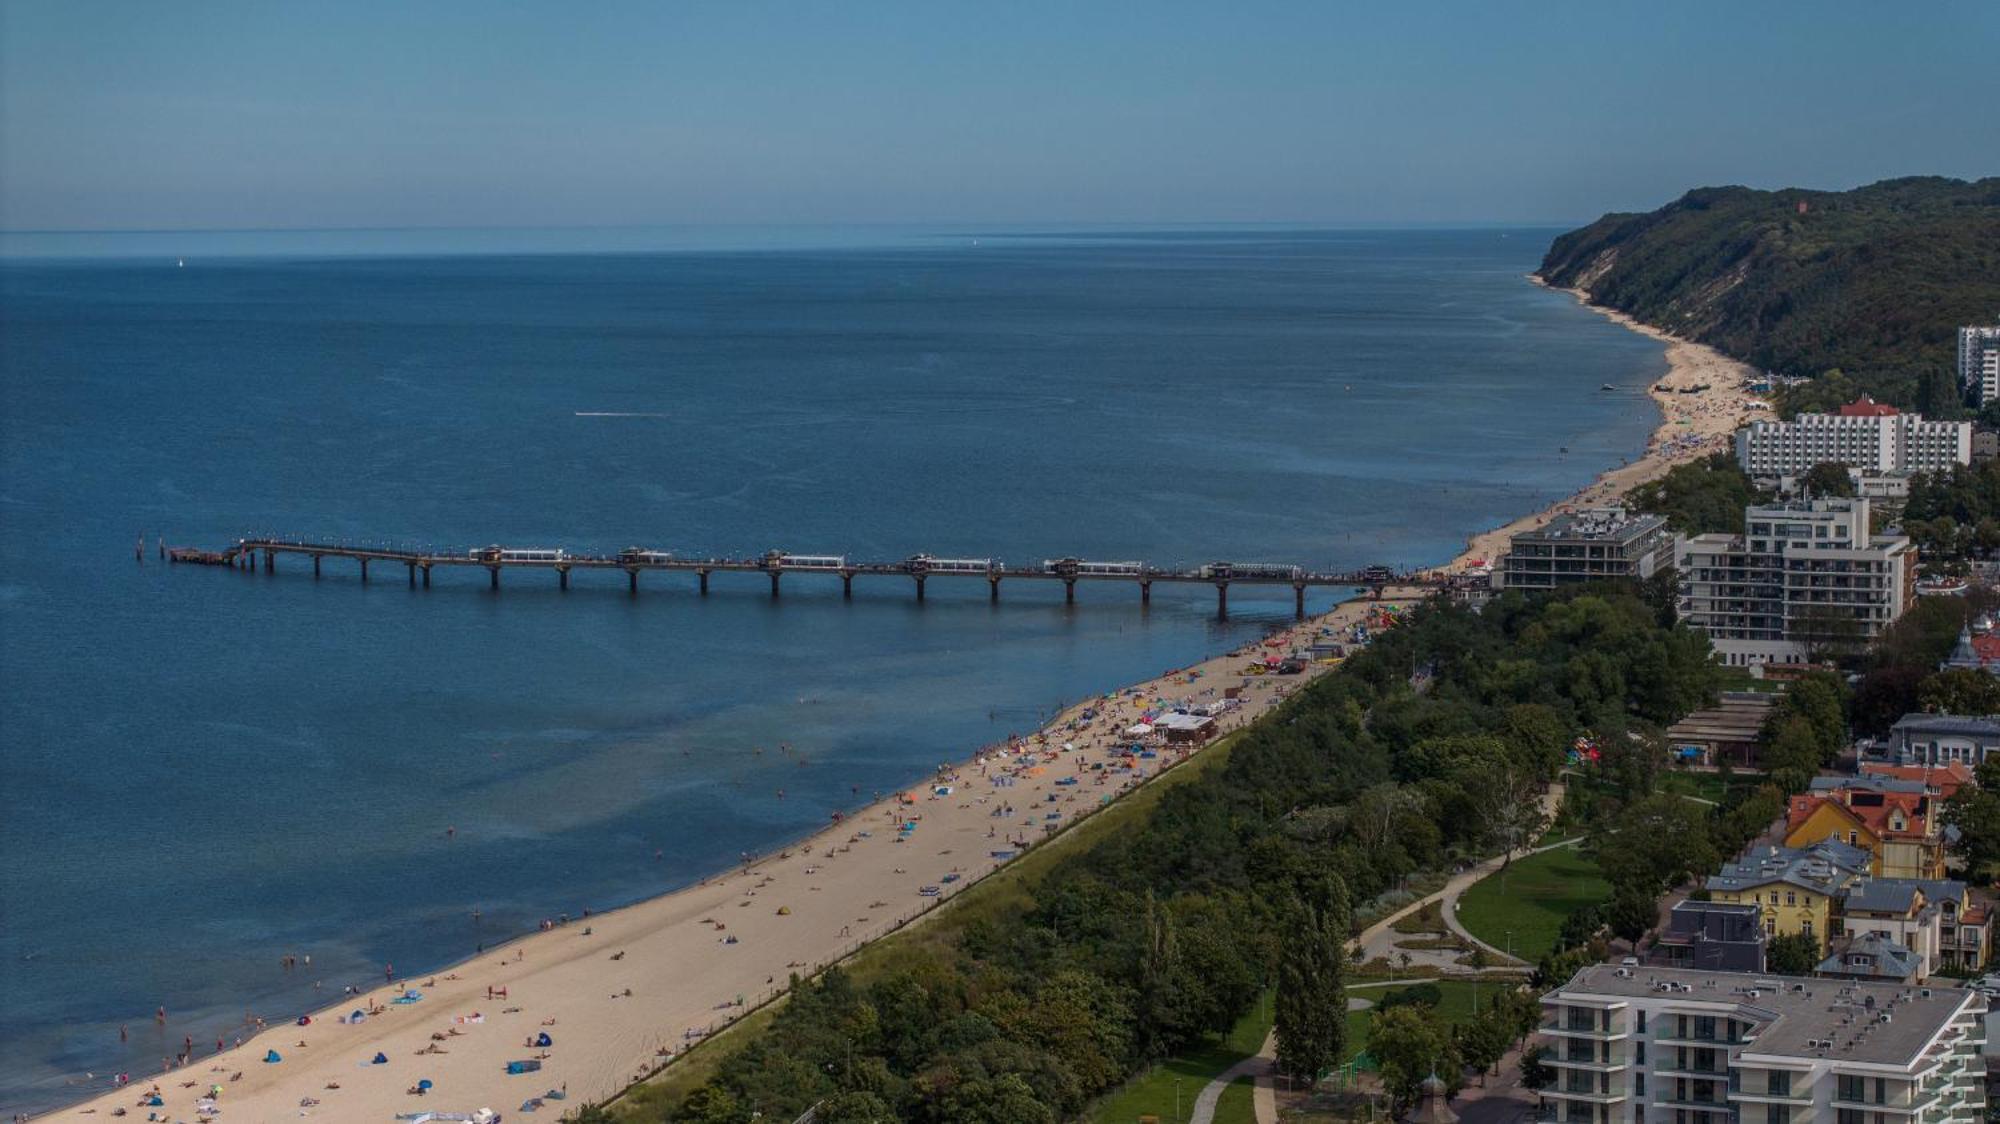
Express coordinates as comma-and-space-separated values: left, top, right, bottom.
1086, 989, 1273, 1124
1657, 769, 1757, 806
1454, 844, 1609, 962
1343, 979, 1500, 1064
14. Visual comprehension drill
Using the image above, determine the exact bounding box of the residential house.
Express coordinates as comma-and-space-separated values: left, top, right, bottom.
1783, 780, 1948, 879
1815, 933, 1925, 984
1647, 900, 1767, 972
1889, 712, 2000, 768
1706, 841, 1871, 954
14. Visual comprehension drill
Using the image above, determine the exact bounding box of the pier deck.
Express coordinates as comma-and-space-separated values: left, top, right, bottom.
160, 538, 1465, 617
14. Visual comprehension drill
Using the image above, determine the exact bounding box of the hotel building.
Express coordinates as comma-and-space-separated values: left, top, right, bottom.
1537, 964, 1986, 1124
1735, 399, 1969, 480
1960, 326, 2000, 407
1495, 508, 1676, 593
1677, 498, 1915, 668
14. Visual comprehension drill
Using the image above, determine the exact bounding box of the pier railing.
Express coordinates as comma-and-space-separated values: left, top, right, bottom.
157, 536, 1463, 617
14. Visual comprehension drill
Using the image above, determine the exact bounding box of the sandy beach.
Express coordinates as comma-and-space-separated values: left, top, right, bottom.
33, 283, 1760, 1124
1450, 281, 1762, 572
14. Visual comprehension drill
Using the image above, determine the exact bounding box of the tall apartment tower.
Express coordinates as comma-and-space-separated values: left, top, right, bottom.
1961, 325, 2000, 407
1678, 497, 1916, 668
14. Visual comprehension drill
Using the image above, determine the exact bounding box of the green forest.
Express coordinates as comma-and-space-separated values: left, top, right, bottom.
1536, 176, 2000, 413
587, 585, 1722, 1123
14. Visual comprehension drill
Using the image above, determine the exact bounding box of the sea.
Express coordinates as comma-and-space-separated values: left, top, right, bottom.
0, 225, 1665, 1112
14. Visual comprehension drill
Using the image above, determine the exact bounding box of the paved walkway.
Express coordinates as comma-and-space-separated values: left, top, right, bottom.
1352, 784, 1567, 971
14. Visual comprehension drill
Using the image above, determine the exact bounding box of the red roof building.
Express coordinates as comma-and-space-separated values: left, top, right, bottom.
1838, 396, 1901, 418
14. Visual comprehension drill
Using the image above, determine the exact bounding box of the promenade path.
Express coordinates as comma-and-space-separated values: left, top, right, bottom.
1352, 784, 1566, 971
1187, 1028, 1279, 1124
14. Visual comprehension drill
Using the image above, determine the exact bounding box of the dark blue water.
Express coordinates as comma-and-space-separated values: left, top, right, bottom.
0, 228, 1663, 1111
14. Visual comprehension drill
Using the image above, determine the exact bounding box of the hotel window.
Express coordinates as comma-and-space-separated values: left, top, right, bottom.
1637, 1041, 1647, 1064
1766, 1107, 1788, 1124
1637, 1073, 1647, 1097
1786, 892, 1796, 906
1767, 1071, 1790, 1096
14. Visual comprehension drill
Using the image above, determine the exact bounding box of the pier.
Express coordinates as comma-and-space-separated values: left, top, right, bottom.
162, 538, 1463, 618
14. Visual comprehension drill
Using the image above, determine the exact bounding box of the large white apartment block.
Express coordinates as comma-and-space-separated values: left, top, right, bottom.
1537, 964, 1986, 1124
1678, 498, 1916, 668
1735, 398, 1970, 480
1960, 326, 2000, 407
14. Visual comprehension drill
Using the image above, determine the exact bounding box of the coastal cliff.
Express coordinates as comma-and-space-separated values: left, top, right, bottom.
1537, 176, 2000, 411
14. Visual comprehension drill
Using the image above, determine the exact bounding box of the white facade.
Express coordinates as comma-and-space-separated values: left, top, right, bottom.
1961, 326, 2000, 407
1736, 403, 1970, 479
1538, 964, 1986, 1124
1678, 498, 1915, 668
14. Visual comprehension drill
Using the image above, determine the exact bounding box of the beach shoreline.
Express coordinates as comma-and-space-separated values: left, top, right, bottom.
27, 281, 1759, 1124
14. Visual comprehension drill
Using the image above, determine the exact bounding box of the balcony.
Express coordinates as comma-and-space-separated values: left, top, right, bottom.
1541, 1019, 1628, 1041
1830, 1093, 1941, 1117
1542, 1085, 1628, 1105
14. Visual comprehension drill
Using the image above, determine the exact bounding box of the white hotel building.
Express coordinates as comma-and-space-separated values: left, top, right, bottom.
1538, 964, 1985, 1124
1735, 399, 1969, 481
1961, 326, 2000, 408
1678, 497, 1915, 668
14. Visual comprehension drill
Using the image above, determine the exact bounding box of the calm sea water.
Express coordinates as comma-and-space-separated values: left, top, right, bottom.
0, 228, 1663, 1111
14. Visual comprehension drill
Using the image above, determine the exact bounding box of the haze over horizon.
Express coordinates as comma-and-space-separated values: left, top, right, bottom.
2, 0, 1997, 236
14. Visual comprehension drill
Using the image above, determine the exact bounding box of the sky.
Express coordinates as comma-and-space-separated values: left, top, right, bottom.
2, 0, 1996, 232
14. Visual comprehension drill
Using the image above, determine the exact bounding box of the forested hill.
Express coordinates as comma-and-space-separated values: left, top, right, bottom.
1536, 177, 2000, 413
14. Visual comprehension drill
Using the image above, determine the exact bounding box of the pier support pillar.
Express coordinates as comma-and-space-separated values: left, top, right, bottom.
1064, 579, 1076, 606
407, 562, 416, 588
842, 573, 853, 598
1215, 582, 1229, 620
360, 558, 369, 583
313, 555, 322, 579
698, 569, 710, 595
1294, 583, 1307, 619
1140, 580, 1152, 608
557, 566, 570, 591
263, 549, 273, 573
989, 576, 1000, 603
627, 568, 639, 595
488, 566, 500, 591
769, 571, 781, 598
914, 576, 926, 603
421, 564, 431, 588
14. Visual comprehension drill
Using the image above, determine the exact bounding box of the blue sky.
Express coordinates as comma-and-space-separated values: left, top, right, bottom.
2, 0, 1995, 231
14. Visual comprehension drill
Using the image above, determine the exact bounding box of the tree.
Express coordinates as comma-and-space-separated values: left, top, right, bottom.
1275, 879, 1350, 1084
1800, 461, 1857, 499
1762, 715, 1828, 792
1918, 668, 2000, 716
1594, 795, 1718, 899
1766, 932, 1821, 975
1371, 1004, 1462, 1113
938, 1073, 1055, 1124
1944, 757, 2000, 880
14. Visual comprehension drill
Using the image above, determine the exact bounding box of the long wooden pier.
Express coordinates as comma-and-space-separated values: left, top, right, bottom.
162, 538, 1464, 618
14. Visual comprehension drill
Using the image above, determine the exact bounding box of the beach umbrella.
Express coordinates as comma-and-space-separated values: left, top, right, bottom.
264, 1049, 283, 1063
418, 1079, 434, 1091
372, 1052, 390, 1064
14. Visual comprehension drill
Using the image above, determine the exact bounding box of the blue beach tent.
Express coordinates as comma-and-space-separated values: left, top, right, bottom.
534, 1031, 553, 1047
372, 1051, 389, 1064
264, 1049, 282, 1063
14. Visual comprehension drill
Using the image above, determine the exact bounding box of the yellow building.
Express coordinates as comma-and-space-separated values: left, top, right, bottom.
1783, 784, 1947, 880
1703, 842, 1869, 954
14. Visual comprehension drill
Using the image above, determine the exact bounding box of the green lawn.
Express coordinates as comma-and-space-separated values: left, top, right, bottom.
1086, 989, 1273, 1124
1343, 979, 1501, 1064
1657, 770, 1756, 806
1453, 844, 1609, 962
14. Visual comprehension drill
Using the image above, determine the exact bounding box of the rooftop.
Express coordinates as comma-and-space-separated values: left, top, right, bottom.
1838, 396, 1902, 418
1513, 507, 1667, 546
1551, 964, 1981, 1067
1708, 841, 1870, 896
